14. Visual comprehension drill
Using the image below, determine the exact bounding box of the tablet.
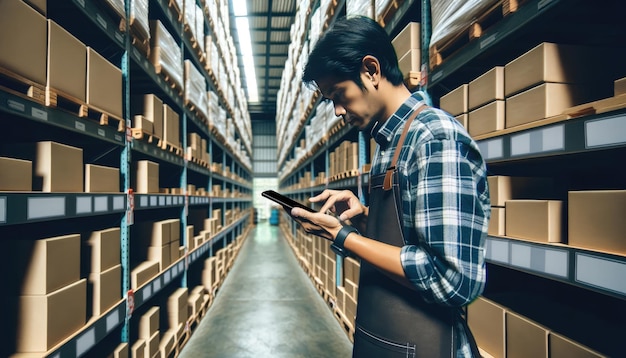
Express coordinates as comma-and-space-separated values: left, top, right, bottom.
262, 190, 316, 213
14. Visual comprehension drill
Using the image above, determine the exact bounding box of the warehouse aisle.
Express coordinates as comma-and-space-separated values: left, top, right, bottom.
179, 222, 353, 358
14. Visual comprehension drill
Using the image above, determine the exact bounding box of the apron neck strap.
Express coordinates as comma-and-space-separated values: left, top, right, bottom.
383, 104, 428, 191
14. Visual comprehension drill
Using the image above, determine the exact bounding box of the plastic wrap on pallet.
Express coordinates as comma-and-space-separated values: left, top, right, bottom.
348, 0, 375, 18
195, 4, 205, 52
430, 0, 499, 51
184, 60, 207, 117
104, 0, 124, 18
150, 20, 183, 89
184, 0, 196, 38
375, 0, 393, 19
131, 0, 149, 39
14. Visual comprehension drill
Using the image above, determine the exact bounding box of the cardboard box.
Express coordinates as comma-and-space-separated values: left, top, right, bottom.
163, 104, 180, 148
455, 113, 468, 129
111, 342, 129, 358
549, 332, 604, 358
87, 47, 122, 118
87, 227, 121, 273
0, 157, 32, 191
168, 288, 189, 327
0, 0, 47, 84
170, 243, 180, 263
398, 49, 421, 77
6, 141, 84, 192
130, 261, 159, 289
170, 219, 180, 243
488, 207, 505, 236
148, 245, 170, 271
89, 264, 121, 315
568, 190, 626, 255
47, 20, 87, 101
468, 297, 506, 358
130, 339, 146, 358
146, 331, 159, 358
615, 77, 626, 96
85, 164, 119, 192
139, 306, 160, 339
505, 200, 563, 243
440, 84, 468, 116
506, 312, 548, 358
159, 330, 176, 356
392, 22, 420, 57
12, 234, 81, 295
135, 160, 159, 194
132, 115, 154, 134
17, 279, 87, 352
505, 42, 615, 96
468, 100, 505, 137
132, 94, 164, 138
488, 176, 555, 207
469, 67, 505, 110
505, 83, 590, 128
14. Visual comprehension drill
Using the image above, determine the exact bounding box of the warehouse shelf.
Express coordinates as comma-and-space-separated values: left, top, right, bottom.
134, 194, 186, 210
0, 90, 125, 146
131, 139, 185, 166
476, 109, 626, 163
382, 0, 418, 37
0, 192, 126, 226
132, 213, 250, 309
45, 300, 126, 358
61, 0, 126, 50
485, 236, 626, 301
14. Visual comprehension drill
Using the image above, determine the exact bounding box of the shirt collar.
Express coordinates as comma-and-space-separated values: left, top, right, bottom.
372, 92, 426, 145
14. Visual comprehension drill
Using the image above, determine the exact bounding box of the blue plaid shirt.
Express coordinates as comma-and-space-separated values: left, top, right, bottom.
369, 92, 490, 357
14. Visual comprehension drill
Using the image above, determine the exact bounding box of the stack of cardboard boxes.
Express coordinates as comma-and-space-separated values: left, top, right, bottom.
392, 22, 421, 86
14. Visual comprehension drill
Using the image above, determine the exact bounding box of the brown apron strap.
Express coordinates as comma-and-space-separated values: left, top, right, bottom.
383, 104, 427, 191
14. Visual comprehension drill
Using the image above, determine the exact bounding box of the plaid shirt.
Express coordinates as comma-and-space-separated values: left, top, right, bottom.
369, 92, 490, 357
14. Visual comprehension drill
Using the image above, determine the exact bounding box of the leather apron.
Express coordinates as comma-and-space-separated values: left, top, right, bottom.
352, 106, 457, 358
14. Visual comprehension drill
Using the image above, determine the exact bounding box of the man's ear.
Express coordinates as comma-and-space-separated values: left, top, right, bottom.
362, 55, 381, 86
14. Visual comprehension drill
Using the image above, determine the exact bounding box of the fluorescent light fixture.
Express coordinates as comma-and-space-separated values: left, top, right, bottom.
233, 0, 259, 103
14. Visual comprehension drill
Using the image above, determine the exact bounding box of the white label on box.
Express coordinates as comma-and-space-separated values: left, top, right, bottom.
94, 196, 108, 212
576, 253, 626, 295
28, 197, 65, 219
76, 328, 95, 357
31, 107, 47, 120
150, 196, 157, 206
477, 138, 503, 160
0, 197, 6, 223
106, 309, 120, 332
585, 114, 626, 148
76, 196, 92, 214
140, 196, 148, 207
113, 196, 124, 210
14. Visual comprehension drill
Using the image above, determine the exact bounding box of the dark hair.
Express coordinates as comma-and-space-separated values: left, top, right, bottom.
303, 16, 404, 89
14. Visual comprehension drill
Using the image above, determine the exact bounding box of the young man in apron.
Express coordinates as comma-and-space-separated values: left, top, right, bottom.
291, 16, 490, 358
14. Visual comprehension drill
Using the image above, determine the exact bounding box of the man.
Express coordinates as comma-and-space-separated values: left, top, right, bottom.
290, 16, 490, 357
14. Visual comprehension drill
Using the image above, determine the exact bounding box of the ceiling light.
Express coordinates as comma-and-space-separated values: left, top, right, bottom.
232, 0, 259, 103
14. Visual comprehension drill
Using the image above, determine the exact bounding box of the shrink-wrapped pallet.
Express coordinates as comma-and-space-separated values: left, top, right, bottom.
184, 60, 208, 118
430, 0, 499, 52
150, 20, 183, 90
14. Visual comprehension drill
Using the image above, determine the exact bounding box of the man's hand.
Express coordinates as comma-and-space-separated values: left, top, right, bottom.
309, 189, 368, 232
290, 208, 342, 241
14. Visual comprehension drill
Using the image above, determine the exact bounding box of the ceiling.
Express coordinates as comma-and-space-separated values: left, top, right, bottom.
229, 0, 298, 121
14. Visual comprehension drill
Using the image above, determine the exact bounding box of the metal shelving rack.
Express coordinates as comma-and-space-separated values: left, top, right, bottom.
0, 0, 253, 357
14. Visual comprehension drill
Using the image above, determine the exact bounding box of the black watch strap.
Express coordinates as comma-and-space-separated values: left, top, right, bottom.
331, 225, 359, 257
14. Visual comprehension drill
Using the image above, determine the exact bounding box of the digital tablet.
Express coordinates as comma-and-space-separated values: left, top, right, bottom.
262, 190, 316, 213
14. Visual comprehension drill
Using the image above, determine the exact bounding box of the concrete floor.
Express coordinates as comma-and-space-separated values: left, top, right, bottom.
179, 222, 353, 358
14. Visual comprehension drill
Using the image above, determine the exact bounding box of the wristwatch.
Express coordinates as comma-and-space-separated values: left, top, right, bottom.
331, 225, 359, 257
